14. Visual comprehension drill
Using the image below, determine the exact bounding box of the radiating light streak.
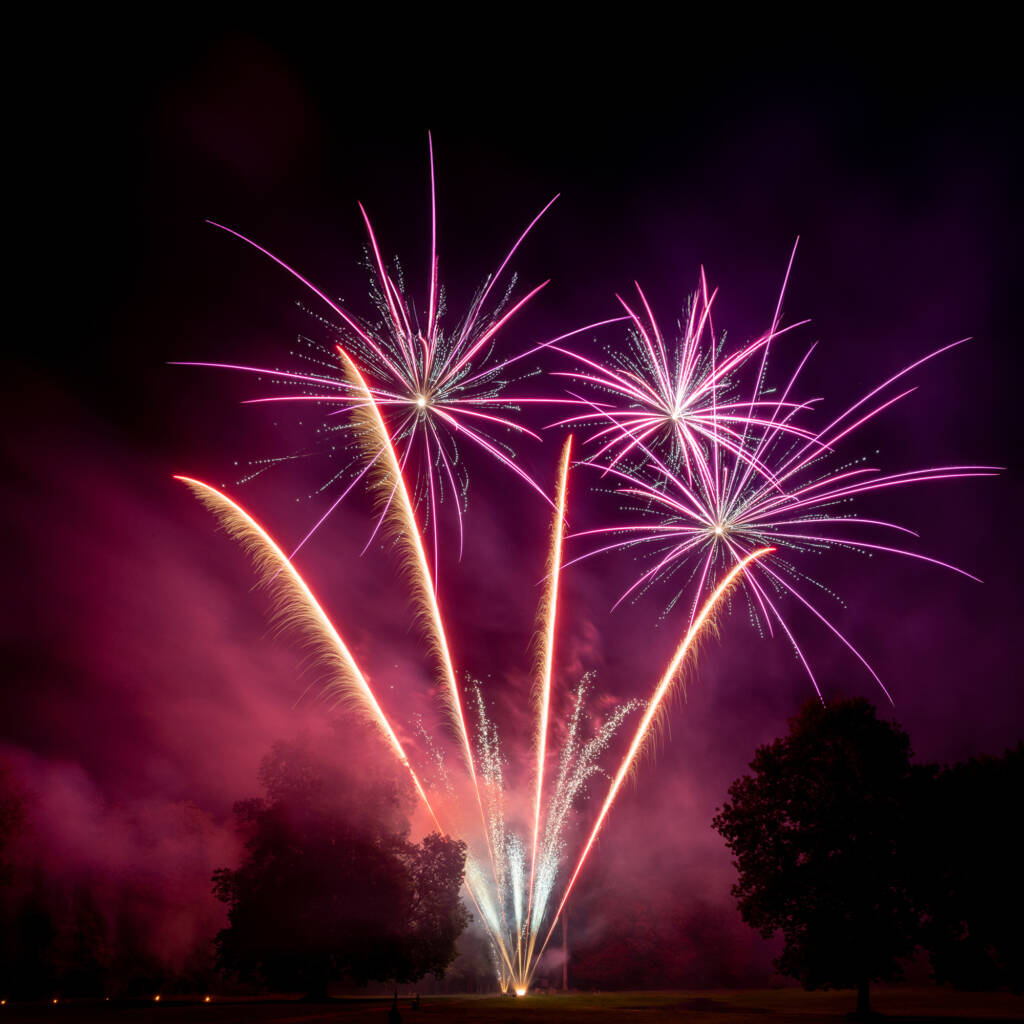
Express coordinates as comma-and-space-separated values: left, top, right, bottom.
524, 435, 572, 972
546, 273, 816, 492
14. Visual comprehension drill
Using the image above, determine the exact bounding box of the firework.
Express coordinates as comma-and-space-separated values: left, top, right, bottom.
545, 254, 818, 486
568, 281, 1000, 701
174, 135, 622, 578
177, 436, 760, 992
529, 546, 771, 979
527, 437, 572, 942
336, 343, 508, 923
174, 474, 517, 974
176, 169, 997, 993
468, 674, 643, 991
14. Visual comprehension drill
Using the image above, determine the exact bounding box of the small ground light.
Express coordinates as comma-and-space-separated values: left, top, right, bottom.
52, 999, 58, 1004
204, 996, 211, 1003
154, 994, 161, 1001
514, 987, 527, 997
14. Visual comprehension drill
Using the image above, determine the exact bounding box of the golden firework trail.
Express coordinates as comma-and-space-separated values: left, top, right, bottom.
178, 444, 770, 992
172, 475, 441, 829
522, 435, 571, 975
334, 345, 516, 964
528, 545, 773, 982
175, 473, 521, 978
335, 348, 475, 770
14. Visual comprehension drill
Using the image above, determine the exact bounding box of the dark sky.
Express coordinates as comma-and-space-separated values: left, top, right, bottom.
4, 23, 1021, 983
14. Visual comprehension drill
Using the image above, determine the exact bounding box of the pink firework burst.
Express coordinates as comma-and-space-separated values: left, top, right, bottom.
546, 248, 819, 488
175, 134, 618, 578
568, 265, 1000, 702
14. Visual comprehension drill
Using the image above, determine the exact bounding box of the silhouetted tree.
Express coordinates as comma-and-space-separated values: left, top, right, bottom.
50, 885, 111, 997
916, 743, 1023, 991
712, 698, 920, 1018
212, 738, 469, 998
0, 766, 32, 997
4, 874, 57, 999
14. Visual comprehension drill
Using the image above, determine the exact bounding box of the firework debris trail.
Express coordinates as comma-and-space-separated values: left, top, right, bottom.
524, 435, 571, 974
172, 475, 441, 829
174, 474, 522, 975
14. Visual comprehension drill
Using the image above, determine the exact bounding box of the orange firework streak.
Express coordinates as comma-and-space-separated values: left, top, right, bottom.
175, 474, 519, 978
173, 475, 442, 828
334, 347, 508, 926
528, 545, 774, 981
522, 436, 571, 974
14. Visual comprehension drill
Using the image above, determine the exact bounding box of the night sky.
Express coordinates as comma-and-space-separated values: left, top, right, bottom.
4, 24, 1021, 984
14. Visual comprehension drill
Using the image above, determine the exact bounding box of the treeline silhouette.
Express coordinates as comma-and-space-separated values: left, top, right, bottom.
211, 737, 468, 999
1, 703, 1020, 1002
0, 760, 216, 999
713, 698, 1023, 1017
0, 733, 470, 1001
542, 700, 1022, 1004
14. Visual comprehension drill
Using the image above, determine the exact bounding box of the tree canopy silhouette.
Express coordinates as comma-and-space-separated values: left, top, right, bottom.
916, 742, 1023, 992
712, 697, 920, 1019
212, 737, 469, 997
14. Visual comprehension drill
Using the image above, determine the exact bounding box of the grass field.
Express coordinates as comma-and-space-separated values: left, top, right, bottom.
2, 988, 1021, 1023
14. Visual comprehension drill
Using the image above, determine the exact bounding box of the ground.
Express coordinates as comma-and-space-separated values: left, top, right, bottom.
2, 989, 1022, 1023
